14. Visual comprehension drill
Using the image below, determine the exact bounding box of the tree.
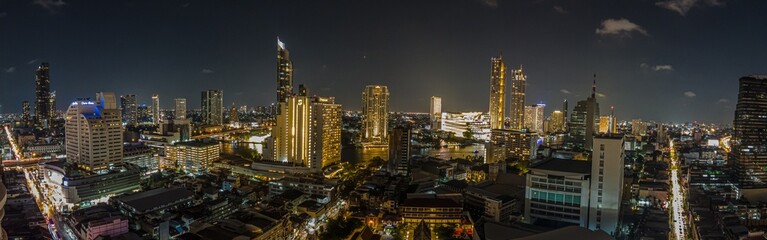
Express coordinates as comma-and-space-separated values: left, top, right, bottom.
435, 225, 461, 240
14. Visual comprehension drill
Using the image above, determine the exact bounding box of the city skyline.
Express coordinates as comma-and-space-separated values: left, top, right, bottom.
2, 1, 766, 124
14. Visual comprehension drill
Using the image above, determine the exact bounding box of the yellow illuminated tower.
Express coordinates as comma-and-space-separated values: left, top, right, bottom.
488, 55, 506, 129
510, 66, 527, 130
361, 85, 390, 147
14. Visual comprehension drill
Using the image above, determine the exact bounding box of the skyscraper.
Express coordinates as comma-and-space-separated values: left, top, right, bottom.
269, 88, 341, 171
563, 99, 568, 131
120, 94, 138, 126
35, 62, 54, 127
510, 67, 527, 130
549, 110, 565, 133
568, 76, 600, 150
361, 85, 390, 147
631, 119, 645, 136
598, 116, 611, 134
229, 103, 238, 124
732, 75, 767, 189
524, 104, 545, 133
201, 89, 224, 125
175, 98, 187, 120
277, 38, 293, 106
152, 95, 160, 125
389, 127, 412, 176
22, 101, 31, 127
65, 92, 123, 171
430, 96, 442, 129
488, 55, 506, 130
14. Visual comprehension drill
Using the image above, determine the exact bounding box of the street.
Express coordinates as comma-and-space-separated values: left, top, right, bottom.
669, 141, 687, 240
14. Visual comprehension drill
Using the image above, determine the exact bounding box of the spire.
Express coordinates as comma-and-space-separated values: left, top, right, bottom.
610, 105, 615, 117
591, 73, 596, 98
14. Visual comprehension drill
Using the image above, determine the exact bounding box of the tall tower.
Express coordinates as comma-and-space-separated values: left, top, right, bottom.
120, 94, 138, 126
524, 104, 545, 133
65, 92, 123, 171
175, 98, 187, 120
22, 101, 31, 127
389, 128, 412, 176
488, 55, 507, 129
35, 62, 53, 127
201, 90, 224, 125
311, 96, 342, 168
585, 74, 600, 150
430, 96, 442, 129
510, 66, 527, 130
151, 95, 160, 125
361, 85, 390, 147
732, 75, 767, 188
277, 38, 294, 107
563, 99, 568, 131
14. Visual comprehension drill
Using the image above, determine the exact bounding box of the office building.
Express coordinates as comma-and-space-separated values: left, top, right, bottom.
430, 96, 442, 129
151, 94, 160, 124
174, 98, 186, 120
568, 77, 600, 150
361, 85, 390, 147
35, 62, 55, 127
631, 119, 646, 136
310, 96, 342, 167
42, 161, 141, 211
269, 87, 342, 170
440, 112, 491, 141
488, 55, 506, 130
525, 136, 624, 235
548, 110, 565, 133
510, 67, 527, 130
732, 75, 767, 189
277, 38, 293, 106
524, 104, 545, 133
201, 89, 224, 125
389, 128, 412, 176
166, 141, 221, 173
65, 92, 123, 171
120, 94, 138, 126
22, 101, 31, 127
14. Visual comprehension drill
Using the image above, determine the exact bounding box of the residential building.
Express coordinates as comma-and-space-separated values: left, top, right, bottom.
488, 55, 506, 130
152, 95, 160, 124
509, 67, 526, 130
165, 140, 221, 173
361, 85, 389, 147
524, 104, 545, 133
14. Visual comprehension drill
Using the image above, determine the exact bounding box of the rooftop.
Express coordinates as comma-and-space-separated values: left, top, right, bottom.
115, 187, 194, 214
401, 197, 461, 208
529, 158, 591, 174
174, 141, 219, 148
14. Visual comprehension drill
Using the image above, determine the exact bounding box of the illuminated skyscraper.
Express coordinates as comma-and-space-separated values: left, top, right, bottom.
732, 75, 767, 188
510, 67, 527, 130
65, 92, 123, 171
549, 110, 565, 133
201, 89, 224, 125
35, 62, 54, 127
120, 94, 138, 126
430, 96, 442, 129
598, 116, 611, 134
277, 38, 293, 107
151, 95, 160, 125
229, 103, 238, 124
22, 101, 31, 127
524, 104, 545, 133
269, 87, 341, 170
631, 119, 645, 136
361, 85, 390, 147
488, 55, 506, 129
175, 98, 187, 120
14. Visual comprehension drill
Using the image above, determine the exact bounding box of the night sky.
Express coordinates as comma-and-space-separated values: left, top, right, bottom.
1, 0, 766, 124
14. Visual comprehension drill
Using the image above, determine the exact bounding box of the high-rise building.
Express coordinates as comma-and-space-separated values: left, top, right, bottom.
201, 89, 224, 125
588, 135, 625, 235
524, 104, 545, 133
35, 62, 54, 127
151, 95, 160, 125
563, 99, 568, 131
174, 98, 187, 120
361, 85, 390, 147
430, 96, 442, 129
311, 97, 342, 168
631, 119, 645, 136
277, 38, 293, 106
439, 112, 492, 141
657, 124, 667, 146
229, 103, 238, 124
65, 92, 123, 171
269, 88, 341, 171
488, 129, 537, 163
120, 95, 138, 126
598, 116, 611, 134
549, 110, 565, 133
488, 55, 506, 130
732, 75, 767, 189
22, 101, 31, 127
389, 128, 412, 176
568, 76, 600, 150
510, 67, 527, 130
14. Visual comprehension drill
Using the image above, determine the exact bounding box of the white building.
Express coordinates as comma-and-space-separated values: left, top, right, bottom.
65, 92, 123, 172
430, 96, 442, 129
588, 135, 625, 235
440, 112, 491, 141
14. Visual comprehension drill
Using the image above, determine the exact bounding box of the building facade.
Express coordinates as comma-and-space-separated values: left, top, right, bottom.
361, 85, 390, 147
174, 98, 187, 120
524, 104, 545, 133
588, 135, 625, 235
166, 141, 221, 173
488, 55, 506, 130
732, 75, 767, 189
35, 62, 54, 127
65, 92, 123, 171
509, 67, 526, 130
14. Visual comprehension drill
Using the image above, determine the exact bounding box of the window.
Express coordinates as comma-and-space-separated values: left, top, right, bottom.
600, 144, 604, 151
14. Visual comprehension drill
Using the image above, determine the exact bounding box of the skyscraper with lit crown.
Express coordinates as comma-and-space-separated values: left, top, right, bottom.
488, 55, 506, 130
510, 66, 527, 130
361, 85, 390, 147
